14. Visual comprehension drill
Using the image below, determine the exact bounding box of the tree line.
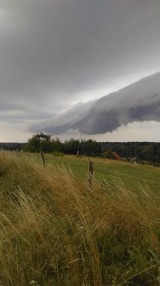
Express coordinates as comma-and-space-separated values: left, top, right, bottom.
23, 134, 160, 165
1, 134, 160, 165
23, 133, 101, 156
100, 141, 160, 165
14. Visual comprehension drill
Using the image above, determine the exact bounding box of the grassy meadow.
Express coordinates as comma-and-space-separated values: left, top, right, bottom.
1, 151, 160, 285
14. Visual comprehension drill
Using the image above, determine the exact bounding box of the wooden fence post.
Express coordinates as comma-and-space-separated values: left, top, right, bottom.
88, 160, 94, 187
40, 151, 45, 167
16, 149, 20, 158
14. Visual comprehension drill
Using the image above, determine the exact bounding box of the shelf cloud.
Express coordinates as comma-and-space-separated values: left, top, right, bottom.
0, 0, 160, 141
35, 72, 160, 135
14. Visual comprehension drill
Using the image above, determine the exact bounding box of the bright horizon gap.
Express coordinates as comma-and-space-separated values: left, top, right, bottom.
1, 121, 160, 143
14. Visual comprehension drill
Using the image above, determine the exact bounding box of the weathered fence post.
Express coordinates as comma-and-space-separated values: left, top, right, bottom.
40, 151, 45, 167
16, 148, 20, 158
88, 160, 94, 187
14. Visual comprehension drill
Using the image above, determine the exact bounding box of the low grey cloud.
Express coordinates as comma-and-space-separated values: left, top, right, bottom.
36, 72, 160, 134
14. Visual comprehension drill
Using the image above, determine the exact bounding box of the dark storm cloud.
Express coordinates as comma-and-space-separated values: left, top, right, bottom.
38, 72, 160, 134
0, 0, 160, 143
0, 0, 160, 119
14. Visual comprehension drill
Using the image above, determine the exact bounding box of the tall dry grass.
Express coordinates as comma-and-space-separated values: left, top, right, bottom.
0, 153, 160, 285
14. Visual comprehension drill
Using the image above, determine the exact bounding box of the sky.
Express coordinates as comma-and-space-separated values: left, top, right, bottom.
0, 0, 160, 142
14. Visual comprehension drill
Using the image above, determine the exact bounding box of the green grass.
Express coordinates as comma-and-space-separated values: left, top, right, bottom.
22, 151, 160, 193
0, 151, 160, 285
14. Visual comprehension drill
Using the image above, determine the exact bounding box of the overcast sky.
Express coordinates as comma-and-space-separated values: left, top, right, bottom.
0, 0, 160, 142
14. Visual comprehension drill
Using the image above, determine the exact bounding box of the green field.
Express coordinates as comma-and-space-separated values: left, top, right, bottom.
22, 151, 160, 193
1, 152, 160, 285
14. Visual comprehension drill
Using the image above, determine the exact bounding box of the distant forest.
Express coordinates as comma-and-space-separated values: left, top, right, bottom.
100, 142, 160, 165
0, 142, 26, 151
0, 134, 160, 165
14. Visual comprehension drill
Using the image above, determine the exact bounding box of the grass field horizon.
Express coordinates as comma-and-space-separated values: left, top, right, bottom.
1, 152, 160, 285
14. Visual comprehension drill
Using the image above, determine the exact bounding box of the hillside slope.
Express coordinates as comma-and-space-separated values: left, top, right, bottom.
1, 153, 160, 285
